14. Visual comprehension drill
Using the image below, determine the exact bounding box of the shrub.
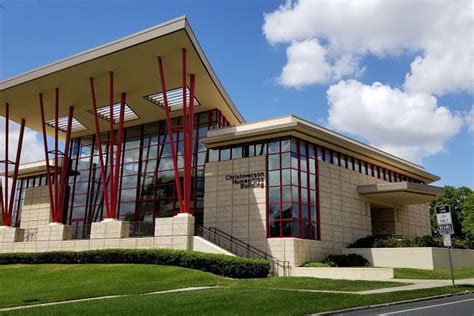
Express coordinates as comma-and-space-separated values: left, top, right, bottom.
322, 253, 370, 267
0, 249, 270, 279
348, 235, 473, 249
302, 261, 330, 267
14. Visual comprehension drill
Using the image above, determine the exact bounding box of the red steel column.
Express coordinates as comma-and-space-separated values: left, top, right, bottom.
108, 71, 115, 217
4, 103, 9, 225
56, 106, 74, 222
187, 74, 196, 214
39, 94, 56, 221
181, 48, 190, 213
54, 88, 59, 216
0, 181, 4, 225
7, 118, 25, 221
89, 77, 111, 218
111, 92, 126, 218
157, 56, 184, 212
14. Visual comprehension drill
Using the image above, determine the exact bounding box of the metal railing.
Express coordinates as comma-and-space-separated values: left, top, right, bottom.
128, 221, 155, 238
23, 228, 38, 242
195, 225, 290, 276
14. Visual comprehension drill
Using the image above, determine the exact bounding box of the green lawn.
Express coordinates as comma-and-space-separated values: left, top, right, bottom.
0, 264, 402, 309
3, 286, 473, 316
0, 264, 471, 315
395, 268, 474, 280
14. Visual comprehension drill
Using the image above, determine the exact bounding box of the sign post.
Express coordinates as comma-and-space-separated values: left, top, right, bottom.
436, 205, 455, 287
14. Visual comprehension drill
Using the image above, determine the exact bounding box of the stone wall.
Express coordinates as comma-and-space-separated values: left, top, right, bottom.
204, 156, 267, 251
19, 186, 51, 231
203, 157, 432, 268
395, 204, 431, 236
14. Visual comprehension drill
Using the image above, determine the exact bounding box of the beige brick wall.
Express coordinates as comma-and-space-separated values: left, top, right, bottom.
204, 156, 268, 252
20, 186, 51, 230
203, 156, 432, 267
394, 204, 431, 236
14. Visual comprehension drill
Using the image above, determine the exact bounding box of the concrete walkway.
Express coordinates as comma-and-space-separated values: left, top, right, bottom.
273, 278, 474, 296
358, 278, 474, 295
0, 286, 219, 312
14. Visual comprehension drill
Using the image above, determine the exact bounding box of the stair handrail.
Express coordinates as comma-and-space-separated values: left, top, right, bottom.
195, 225, 290, 276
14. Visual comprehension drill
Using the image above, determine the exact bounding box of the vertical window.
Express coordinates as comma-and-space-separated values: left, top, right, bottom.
267, 138, 318, 240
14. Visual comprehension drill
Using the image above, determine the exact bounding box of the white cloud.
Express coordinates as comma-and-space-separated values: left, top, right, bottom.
327, 80, 464, 163
279, 39, 362, 87
466, 106, 474, 133
263, 0, 473, 95
0, 118, 45, 195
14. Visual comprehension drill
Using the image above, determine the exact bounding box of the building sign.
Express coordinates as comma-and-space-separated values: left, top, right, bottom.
436, 205, 454, 236
225, 172, 265, 189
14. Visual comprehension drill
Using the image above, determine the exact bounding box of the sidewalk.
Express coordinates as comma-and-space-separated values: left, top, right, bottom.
358, 278, 474, 295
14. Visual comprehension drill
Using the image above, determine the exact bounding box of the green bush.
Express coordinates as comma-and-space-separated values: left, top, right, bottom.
348, 235, 473, 249
322, 253, 370, 267
302, 261, 330, 267
0, 249, 270, 279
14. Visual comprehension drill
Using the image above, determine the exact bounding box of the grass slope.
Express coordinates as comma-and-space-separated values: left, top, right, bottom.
395, 268, 474, 280
0, 264, 403, 309
4, 286, 473, 315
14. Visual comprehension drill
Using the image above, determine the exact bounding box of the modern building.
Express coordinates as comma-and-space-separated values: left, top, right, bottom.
0, 16, 444, 271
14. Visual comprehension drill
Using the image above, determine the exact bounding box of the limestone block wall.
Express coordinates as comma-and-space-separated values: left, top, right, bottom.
204, 156, 267, 251
19, 186, 51, 231
394, 203, 431, 236
316, 161, 375, 258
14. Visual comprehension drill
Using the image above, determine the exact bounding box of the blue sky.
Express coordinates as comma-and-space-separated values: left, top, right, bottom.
0, 0, 472, 187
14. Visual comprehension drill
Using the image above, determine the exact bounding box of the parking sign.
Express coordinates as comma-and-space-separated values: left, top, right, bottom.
436, 205, 454, 235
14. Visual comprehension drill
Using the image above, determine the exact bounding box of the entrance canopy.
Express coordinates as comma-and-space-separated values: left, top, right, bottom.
357, 182, 444, 206
0, 16, 244, 139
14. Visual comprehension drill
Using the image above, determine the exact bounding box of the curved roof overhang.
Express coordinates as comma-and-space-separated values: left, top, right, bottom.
203, 115, 441, 183
0, 16, 245, 139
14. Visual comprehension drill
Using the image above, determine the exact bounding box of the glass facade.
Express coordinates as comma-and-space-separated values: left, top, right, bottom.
10, 112, 424, 240
267, 138, 318, 239
65, 109, 229, 236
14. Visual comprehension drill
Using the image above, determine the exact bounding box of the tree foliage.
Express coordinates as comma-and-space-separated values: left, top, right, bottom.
461, 192, 474, 240
429, 186, 472, 239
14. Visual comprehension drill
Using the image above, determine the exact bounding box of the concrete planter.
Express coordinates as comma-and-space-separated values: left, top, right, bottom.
292, 267, 394, 280
344, 247, 474, 270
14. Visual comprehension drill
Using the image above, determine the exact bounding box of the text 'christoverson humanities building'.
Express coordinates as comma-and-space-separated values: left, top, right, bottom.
0, 17, 444, 273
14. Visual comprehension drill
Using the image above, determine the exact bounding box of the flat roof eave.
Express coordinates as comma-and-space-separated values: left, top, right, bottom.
0, 16, 245, 139
203, 115, 441, 183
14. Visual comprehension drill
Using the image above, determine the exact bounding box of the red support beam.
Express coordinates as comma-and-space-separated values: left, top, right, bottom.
4, 103, 9, 225
181, 48, 189, 213
0, 181, 4, 225
157, 56, 184, 212
111, 92, 126, 218
39, 93, 56, 222
54, 88, 59, 217
56, 106, 74, 223
187, 74, 196, 214
108, 71, 115, 217
0, 103, 26, 226
89, 77, 111, 218
7, 118, 25, 221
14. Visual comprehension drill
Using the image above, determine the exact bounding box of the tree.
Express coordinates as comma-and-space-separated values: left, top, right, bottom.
461, 192, 474, 240
429, 186, 472, 239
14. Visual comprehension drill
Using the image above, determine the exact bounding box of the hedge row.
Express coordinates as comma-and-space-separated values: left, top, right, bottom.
0, 249, 270, 279
303, 253, 369, 267
348, 235, 474, 249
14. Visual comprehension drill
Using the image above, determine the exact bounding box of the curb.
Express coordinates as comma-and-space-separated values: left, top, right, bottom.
312, 290, 473, 315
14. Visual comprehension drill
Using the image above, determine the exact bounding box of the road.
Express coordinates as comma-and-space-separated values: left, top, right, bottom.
332, 293, 474, 316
